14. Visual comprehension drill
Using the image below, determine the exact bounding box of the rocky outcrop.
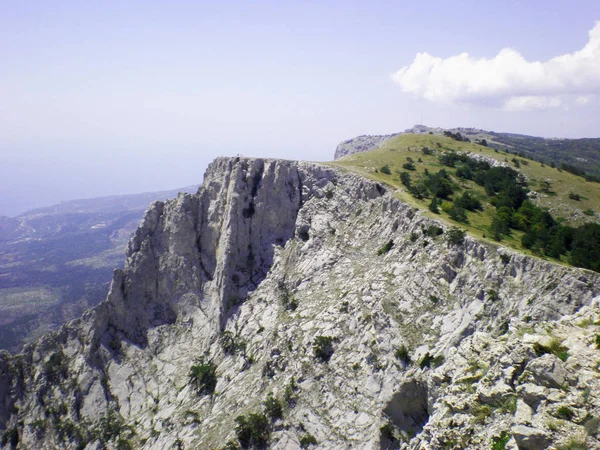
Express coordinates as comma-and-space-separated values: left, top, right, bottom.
333, 134, 399, 159
0, 157, 599, 449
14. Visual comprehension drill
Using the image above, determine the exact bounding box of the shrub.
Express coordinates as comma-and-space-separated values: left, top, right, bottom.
44, 351, 69, 383
429, 295, 440, 304
583, 209, 595, 216
409, 232, 419, 242
448, 204, 468, 223
221, 331, 247, 356
409, 182, 429, 199
487, 290, 499, 301
380, 165, 391, 175
279, 282, 298, 311
221, 331, 237, 355
419, 353, 434, 369
446, 227, 465, 246
377, 240, 394, 255
422, 146, 434, 155
189, 358, 218, 396
283, 378, 298, 407
263, 394, 283, 421
299, 433, 318, 448
395, 345, 411, 364
235, 413, 270, 449
424, 225, 443, 237
556, 405, 574, 421
532, 337, 569, 362
400, 172, 411, 187
455, 192, 483, 212
429, 196, 440, 213
1, 428, 19, 448
402, 162, 416, 171
491, 431, 510, 450
569, 192, 581, 201
595, 334, 600, 349
313, 336, 335, 362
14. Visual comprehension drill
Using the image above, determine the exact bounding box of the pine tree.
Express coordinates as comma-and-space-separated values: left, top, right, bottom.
429, 196, 440, 214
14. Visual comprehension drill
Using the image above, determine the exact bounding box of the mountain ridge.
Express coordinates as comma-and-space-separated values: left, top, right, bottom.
1, 156, 599, 449
334, 125, 600, 178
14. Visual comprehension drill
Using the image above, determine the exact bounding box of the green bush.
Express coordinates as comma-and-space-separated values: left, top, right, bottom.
299, 433, 318, 448
189, 358, 218, 395
429, 196, 440, 213
313, 336, 335, 362
419, 352, 444, 369
402, 162, 416, 171
235, 413, 270, 449
380, 164, 391, 175
424, 225, 443, 237
377, 240, 394, 255
283, 378, 298, 407
263, 394, 283, 421
455, 191, 483, 212
448, 204, 468, 223
419, 353, 434, 369
44, 351, 69, 383
491, 431, 510, 450
395, 345, 411, 364
556, 405, 574, 421
446, 227, 465, 246
400, 172, 411, 187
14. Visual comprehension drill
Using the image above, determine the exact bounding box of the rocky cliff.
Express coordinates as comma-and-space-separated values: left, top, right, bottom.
1, 157, 599, 449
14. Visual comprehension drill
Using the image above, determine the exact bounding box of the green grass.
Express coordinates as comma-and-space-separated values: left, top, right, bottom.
328, 133, 600, 260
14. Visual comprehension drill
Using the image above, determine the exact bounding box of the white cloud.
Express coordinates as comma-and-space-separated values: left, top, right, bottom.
503, 96, 562, 111
392, 22, 600, 110
576, 95, 592, 105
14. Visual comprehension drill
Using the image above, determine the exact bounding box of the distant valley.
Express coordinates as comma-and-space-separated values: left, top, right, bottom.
0, 186, 199, 352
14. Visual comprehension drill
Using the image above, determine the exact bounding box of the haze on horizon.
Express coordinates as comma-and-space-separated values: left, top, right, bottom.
2, 1, 600, 217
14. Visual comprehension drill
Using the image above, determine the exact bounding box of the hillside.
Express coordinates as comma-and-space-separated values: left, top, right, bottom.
0, 157, 599, 449
0, 186, 199, 353
331, 133, 600, 271
335, 125, 600, 180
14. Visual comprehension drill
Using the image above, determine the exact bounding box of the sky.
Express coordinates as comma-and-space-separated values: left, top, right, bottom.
1, 1, 600, 216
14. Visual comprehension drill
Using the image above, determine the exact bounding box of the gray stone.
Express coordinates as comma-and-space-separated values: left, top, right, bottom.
511, 425, 552, 450
524, 354, 567, 389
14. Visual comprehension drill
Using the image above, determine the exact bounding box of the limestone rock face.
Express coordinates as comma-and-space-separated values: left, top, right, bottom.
0, 157, 599, 449
333, 134, 399, 159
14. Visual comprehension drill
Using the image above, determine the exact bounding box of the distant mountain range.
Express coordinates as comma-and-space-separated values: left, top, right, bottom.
335, 125, 600, 179
0, 185, 199, 352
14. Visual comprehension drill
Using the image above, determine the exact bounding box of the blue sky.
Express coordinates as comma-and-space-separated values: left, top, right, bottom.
1, 1, 600, 216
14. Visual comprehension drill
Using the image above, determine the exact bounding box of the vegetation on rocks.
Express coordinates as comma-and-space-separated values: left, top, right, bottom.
189, 358, 218, 396
331, 133, 600, 272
